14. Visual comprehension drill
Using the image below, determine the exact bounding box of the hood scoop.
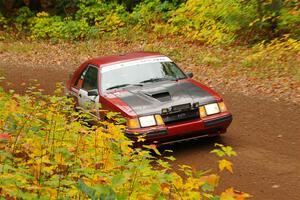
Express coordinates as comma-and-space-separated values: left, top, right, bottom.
143, 90, 171, 102
151, 92, 171, 102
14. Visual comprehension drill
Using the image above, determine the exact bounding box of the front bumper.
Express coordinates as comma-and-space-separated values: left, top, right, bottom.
125, 112, 232, 146
204, 114, 232, 127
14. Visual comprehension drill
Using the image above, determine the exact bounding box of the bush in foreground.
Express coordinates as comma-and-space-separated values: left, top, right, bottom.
0, 82, 250, 199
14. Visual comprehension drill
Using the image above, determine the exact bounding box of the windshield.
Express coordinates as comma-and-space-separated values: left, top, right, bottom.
101, 58, 187, 91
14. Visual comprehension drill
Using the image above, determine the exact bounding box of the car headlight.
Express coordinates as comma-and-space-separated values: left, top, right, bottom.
205, 103, 220, 115
199, 101, 228, 118
127, 115, 165, 129
139, 115, 156, 127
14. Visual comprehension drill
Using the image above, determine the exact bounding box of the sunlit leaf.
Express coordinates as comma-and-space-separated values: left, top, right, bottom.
218, 159, 233, 173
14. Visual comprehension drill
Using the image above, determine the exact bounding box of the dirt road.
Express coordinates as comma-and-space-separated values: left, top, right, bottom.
1, 62, 300, 200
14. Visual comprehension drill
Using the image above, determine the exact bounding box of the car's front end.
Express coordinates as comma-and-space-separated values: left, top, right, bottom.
102, 78, 232, 146
125, 99, 232, 146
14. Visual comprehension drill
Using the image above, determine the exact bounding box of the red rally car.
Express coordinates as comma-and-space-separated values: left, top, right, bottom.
66, 52, 232, 146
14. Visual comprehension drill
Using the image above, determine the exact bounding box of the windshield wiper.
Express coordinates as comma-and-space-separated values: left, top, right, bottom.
140, 77, 176, 83
106, 83, 143, 90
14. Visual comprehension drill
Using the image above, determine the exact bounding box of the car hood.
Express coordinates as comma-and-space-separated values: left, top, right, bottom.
109, 80, 216, 116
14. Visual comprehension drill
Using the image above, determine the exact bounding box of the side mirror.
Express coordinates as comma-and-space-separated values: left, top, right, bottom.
88, 89, 98, 96
186, 72, 193, 78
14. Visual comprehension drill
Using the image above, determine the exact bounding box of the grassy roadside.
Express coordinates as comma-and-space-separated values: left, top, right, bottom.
0, 34, 299, 104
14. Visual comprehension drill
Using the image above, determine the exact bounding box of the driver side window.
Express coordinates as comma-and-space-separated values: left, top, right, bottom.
82, 66, 98, 91
75, 65, 98, 91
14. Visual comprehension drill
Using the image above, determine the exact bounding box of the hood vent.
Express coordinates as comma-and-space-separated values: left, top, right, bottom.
147, 92, 171, 102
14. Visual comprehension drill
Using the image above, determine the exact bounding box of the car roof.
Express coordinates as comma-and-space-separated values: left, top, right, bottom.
87, 52, 164, 67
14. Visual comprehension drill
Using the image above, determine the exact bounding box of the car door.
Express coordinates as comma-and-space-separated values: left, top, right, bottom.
77, 65, 100, 118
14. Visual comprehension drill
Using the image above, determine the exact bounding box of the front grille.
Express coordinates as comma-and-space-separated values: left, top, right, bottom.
171, 103, 191, 112
162, 109, 199, 124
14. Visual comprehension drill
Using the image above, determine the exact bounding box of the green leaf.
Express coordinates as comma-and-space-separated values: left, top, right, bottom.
111, 174, 126, 186
93, 185, 116, 200
152, 147, 161, 156
157, 159, 170, 169
210, 149, 225, 157
221, 146, 237, 157
164, 156, 176, 161
76, 179, 97, 199
143, 144, 161, 156
150, 183, 160, 194
202, 182, 215, 192
106, 112, 118, 119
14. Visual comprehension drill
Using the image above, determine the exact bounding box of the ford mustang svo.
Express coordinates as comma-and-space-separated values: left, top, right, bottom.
66, 52, 232, 146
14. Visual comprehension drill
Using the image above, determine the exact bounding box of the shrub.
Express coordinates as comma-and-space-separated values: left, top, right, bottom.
0, 12, 8, 28
30, 12, 64, 39
75, 1, 128, 31
0, 82, 250, 199
242, 37, 300, 81
14, 6, 34, 32
277, 1, 300, 39
29, 1, 128, 40
61, 18, 96, 40
165, 0, 257, 45
130, 0, 176, 28
29, 12, 96, 40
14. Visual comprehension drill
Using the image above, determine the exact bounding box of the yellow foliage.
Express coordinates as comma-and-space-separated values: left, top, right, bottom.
36, 11, 49, 18
54, 153, 65, 165
221, 188, 252, 200
219, 159, 233, 173
206, 174, 220, 186
0, 86, 247, 199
